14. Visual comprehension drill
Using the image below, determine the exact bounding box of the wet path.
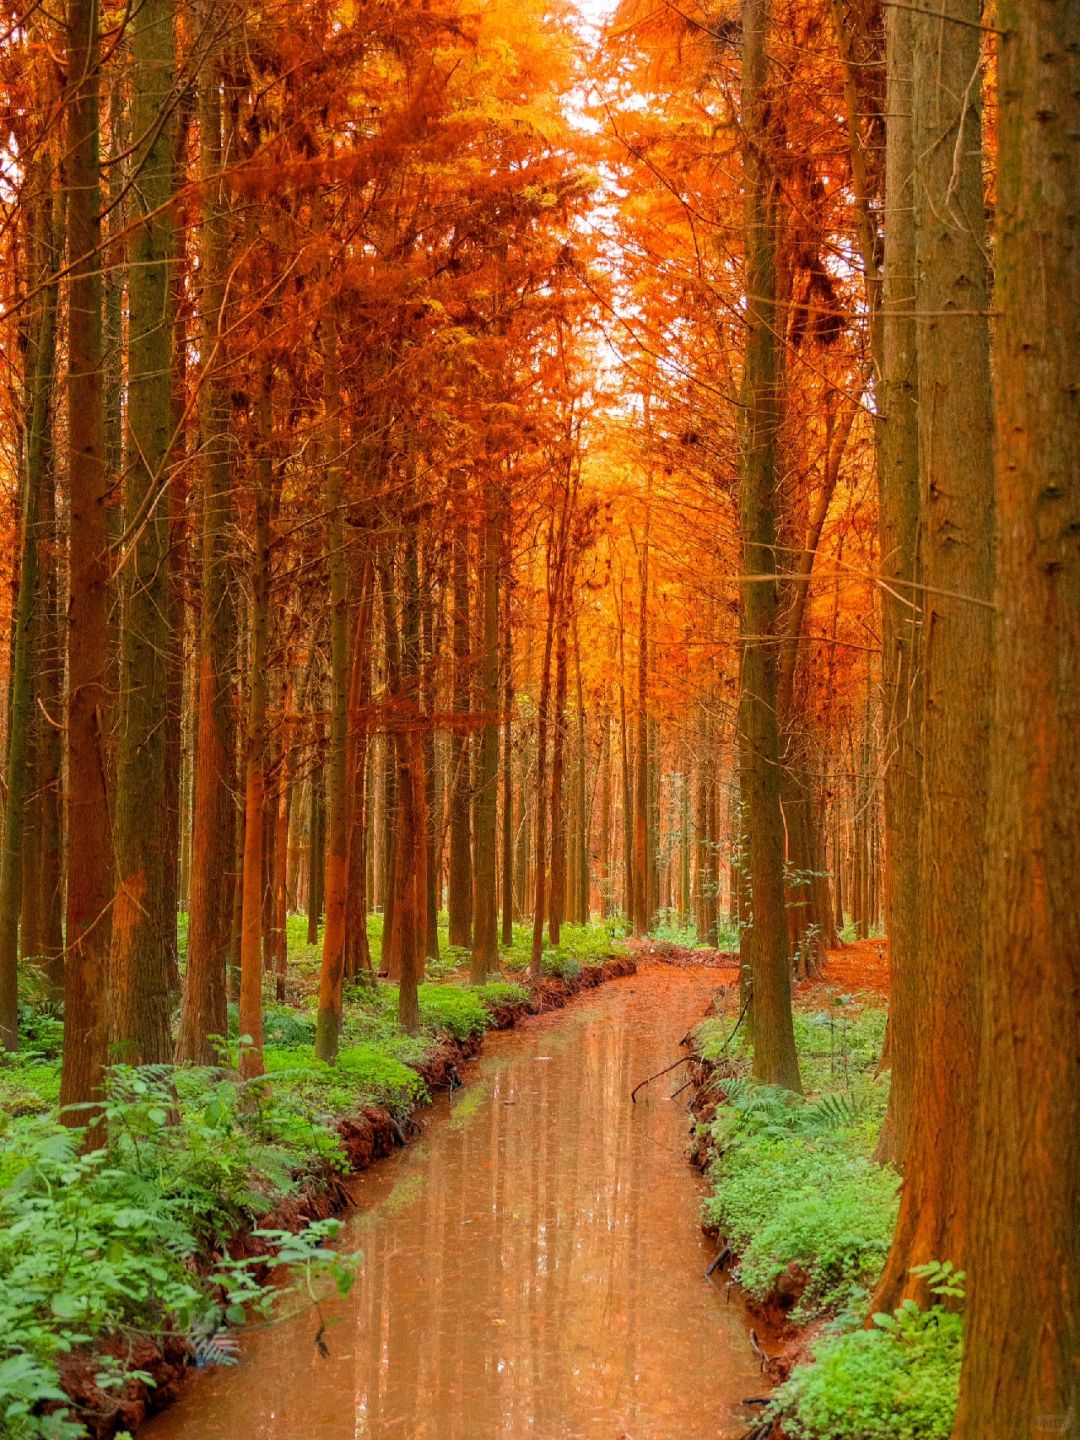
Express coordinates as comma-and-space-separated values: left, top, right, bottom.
143, 964, 763, 1440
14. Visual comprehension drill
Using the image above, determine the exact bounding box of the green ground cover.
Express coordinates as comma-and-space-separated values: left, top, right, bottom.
696, 1001, 962, 1439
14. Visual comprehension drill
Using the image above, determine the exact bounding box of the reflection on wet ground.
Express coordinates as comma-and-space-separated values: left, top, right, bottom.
142, 963, 763, 1440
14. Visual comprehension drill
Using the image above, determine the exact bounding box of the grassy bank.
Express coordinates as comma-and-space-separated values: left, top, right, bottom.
694, 993, 962, 1440
0, 917, 628, 1439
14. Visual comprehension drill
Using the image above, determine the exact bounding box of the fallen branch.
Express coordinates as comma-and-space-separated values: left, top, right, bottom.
630, 1055, 693, 1103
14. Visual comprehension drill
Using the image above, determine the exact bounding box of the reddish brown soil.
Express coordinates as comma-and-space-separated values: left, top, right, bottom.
798, 937, 890, 1004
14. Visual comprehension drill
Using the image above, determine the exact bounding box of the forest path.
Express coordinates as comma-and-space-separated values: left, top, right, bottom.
141, 963, 764, 1440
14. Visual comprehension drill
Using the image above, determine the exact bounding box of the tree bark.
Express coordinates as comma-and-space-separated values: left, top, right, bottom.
953, 7, 1079, 1433
108, 0, 176, 1065
176, 63, 238, 1065
236, 369, 274, 1080
0, 181, 60, 1045
871, 0, 924, 1168
315, 309, 350, 1062
61, 0, 113, 1111
471, 502, 500, 978
447, 488, 473, 949
872, 0, 994, 1308
548, 585, 569, 945
500, 517, 515, 947
738, 0, 801, 1092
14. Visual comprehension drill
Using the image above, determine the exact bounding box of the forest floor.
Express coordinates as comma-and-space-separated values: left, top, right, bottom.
1, 919, 634, 1440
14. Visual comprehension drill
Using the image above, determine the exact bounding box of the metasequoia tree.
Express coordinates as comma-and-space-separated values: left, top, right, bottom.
108, 0, 176, 1065
176, 48, 238, 1064
61, 0, 113, 1111
0, 137, 61, 1046
737, 0, 801, 1092
953, 5, 1078, 1432
871, 0, 995, 1309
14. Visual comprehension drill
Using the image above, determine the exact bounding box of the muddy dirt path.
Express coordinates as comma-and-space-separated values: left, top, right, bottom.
142, 963, 764, 1440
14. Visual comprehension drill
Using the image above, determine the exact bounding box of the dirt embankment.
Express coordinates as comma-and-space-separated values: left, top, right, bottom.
57, 955, 636, 1440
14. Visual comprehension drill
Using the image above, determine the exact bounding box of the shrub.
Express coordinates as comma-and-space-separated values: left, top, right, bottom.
775, 1269, 963, 1440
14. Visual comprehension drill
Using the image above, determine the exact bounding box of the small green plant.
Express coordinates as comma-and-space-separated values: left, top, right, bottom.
0, 1069, 360, 1440
775, 1265, 963, 1440
699, 1000, 895, 1321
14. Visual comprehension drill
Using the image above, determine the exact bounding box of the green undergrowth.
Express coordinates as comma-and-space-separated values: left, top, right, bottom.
0, 1067, 357, 1440
649, 914, 740, 951
500, 918, 626, 980
696, 1002, 961, 1437
0, 915, 595, 1438
699, 1003, 894, 1321
774, 1263, 964, 1440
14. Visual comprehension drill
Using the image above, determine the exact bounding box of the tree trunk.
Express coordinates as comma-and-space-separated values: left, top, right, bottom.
597, 714, 611, 920
471, 504, 500, 978
315, 311, 350, 1063
548, 588, 569, 946
447, 492, 472, 948
176, 65, 237, 1065
953, 8, 1079, 1433
344, 562, 375, 980
871, 0, 994, 1309
500, 520, 514, 947
377, 541, 426, 1030
421, 552, 440, 963
631, 538, 649, 936
872, 0, 924, 1167
0, 184, 60, 1045
61, 0, 113, 1110
738, 0, 801, 1092
574, 617, 589, 925
108, 0, 176, 1065
236, 370, 274, 1080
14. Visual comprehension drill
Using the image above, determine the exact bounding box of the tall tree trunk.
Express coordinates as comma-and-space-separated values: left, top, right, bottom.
471, 504, 500, 979
500, 522, 514, 947
272, 675, 293, 1002
236, 369, 274, 1081
447, 491, 472, 949
529, 532, 564, 978
953, 8, 1079, 1433
61, 0, 113, 1110
548, 588, 569, 946
872, 0, 924, 1167
35, 289, 64, 992
597, 714, 611, 919
617, 600, 634, 922
161, 89, 194, 1003
738, 0, 801, 1092
0, 188, 60, 1046
421, 552, 440, 963
377, 542, 426, 1030
315, 312, 350, 1063
344, 563, 375, 980
108, 0, 176, 1065
176, 65, 237, 1064
574, 616, 589, 924
631, 537, 649, 936
871, 0, 994, 1309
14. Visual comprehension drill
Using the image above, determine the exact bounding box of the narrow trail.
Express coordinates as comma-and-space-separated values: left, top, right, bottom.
142, 964, 764, 1440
